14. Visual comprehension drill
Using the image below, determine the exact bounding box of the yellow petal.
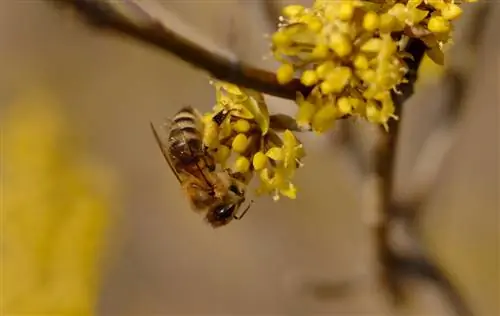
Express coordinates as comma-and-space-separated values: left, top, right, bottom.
283, 130, 297, 149
426, 46, 445, 65
408, 8, 428, 24
442, 3, 462, 20
312, 103, 338, 133
239, 88, 270, 135
282, 5, 305, 18
280, 182, 297, 199
266, 147, 284, 161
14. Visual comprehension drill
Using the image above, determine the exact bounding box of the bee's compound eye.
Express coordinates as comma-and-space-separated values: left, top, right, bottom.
229, 185, 239, 194
214, 205, 236, 220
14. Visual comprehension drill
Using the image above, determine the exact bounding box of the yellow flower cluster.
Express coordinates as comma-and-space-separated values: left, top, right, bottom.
271, 0, 477, 132
203, 81, 305, 200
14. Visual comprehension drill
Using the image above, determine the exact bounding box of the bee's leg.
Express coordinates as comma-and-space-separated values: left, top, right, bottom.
212, 109, 230, 125
212, 108, 239, 126
183, 179, 211, 213
233, 199, 253, 220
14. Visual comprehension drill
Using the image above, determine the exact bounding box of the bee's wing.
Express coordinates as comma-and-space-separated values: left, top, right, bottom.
150, 121, 183, 184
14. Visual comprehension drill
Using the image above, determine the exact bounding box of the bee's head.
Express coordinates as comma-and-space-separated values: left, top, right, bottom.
205, 203, 237, 228
204, 178, 246, 228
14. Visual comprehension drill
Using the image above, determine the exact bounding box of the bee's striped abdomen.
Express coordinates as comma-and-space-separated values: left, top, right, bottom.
168, 106, 204, 165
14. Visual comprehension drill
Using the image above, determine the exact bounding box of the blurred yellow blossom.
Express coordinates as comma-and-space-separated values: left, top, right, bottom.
2, 89, 116, 314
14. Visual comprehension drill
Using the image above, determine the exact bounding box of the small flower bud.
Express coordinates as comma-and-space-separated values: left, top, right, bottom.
363, 11, 379, 31
338, 3, 354, 21
365, 100, 381, 124
305, 17, 323, 33
407, 8, 428, 24
319, 80, 334, 95
353, 54, 369, 70
266, 147, 284, 161
252, 152, 268, 170
323, 67, 352, 93
312, 104, 337, 133
215, 145, 231, 164
337, 97, 352, 114
316, 61, 336, 79
428, 16, 450, 33
379, 13, 396, 33
359, 69, 376, 82
361, 38, 383, 53
300, 70, 318, 86
234, 156, 250, 173
272, 31, 290, 46
296, 100, 316, 127
282, 5, 305, 18
311, 44, 329, 59
233, 119, 250, 133
329, 34, 352, 57
441, 3, 462, 20
389, 3, 407, 23
231, 133, 249, 153
277, 64, 294, 84
407, 0, 423, 9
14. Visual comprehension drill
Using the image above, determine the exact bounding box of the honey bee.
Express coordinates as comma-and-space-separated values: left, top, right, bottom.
150, 106, 251, 228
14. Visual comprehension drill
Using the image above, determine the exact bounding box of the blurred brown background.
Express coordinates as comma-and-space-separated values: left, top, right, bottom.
1, 1, 497, 315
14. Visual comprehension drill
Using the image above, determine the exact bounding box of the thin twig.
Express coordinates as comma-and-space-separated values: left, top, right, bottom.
374, 37, 474, 315
260, 0, 282, 31
375, 1, 492, 312
374, 38, 426, 303
49, 0, 311, 100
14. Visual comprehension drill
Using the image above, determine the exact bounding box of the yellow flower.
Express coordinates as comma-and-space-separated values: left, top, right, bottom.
257, 130, 303, 200
203, 80, 305, 201
257, 167, 298, 201
271, 0, 476, 133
